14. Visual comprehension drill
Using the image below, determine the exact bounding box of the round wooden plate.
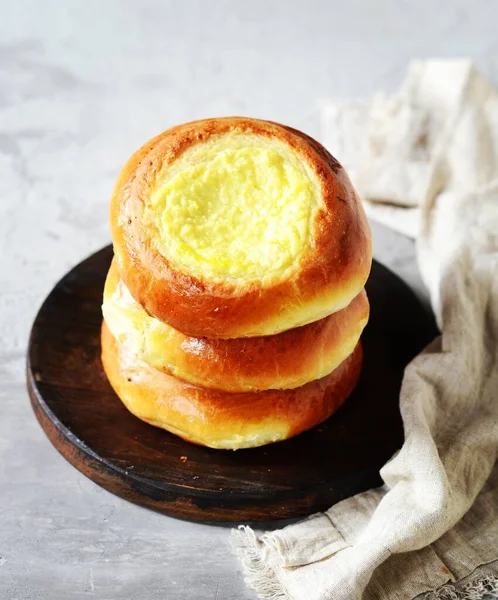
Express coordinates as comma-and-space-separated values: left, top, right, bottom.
27, 245, 437, 523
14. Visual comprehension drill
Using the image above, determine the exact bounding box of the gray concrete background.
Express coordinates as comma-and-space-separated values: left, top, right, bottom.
1, 1, 496, 598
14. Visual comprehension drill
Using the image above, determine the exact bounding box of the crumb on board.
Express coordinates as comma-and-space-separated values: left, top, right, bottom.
180, 456, 188, 463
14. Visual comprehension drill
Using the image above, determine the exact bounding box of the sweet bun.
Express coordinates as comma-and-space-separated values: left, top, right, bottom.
103, 259, 369, 392
110, 117, 371, 338
101, 322, 363, 450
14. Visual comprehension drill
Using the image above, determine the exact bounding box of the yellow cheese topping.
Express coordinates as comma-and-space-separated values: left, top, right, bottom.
145, 134, 321, 281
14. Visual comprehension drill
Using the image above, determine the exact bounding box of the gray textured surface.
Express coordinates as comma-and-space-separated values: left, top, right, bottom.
1, 0, 495, 598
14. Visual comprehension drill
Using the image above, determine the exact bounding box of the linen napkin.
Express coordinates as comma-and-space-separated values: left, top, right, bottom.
232, 60, 498, 600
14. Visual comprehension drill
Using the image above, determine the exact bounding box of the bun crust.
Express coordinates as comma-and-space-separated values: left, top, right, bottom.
110, 117, 371, 338
101, 322, 363, 450
103, 259, 369, 392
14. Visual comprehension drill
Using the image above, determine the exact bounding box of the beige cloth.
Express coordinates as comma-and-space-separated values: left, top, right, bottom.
233, 61, 498, 600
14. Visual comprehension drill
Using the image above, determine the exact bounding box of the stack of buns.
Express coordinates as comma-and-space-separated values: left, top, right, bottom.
101, 117, 372, 450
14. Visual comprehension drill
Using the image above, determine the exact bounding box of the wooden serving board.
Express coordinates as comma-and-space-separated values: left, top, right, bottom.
27, 245, 437, 523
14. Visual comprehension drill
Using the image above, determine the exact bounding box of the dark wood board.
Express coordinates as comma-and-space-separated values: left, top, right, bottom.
27, 245, 437, 523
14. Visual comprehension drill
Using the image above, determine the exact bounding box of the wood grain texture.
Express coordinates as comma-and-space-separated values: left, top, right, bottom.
27, 245, 437, 523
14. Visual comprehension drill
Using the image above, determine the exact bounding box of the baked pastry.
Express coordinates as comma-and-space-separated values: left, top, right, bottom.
103, 259, 369, 392
101, 322, 363, 450
104, 117, 371, 449
110, 117, 371, 338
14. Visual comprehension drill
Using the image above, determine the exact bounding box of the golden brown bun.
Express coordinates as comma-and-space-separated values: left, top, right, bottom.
103, 259, 369, 392
110, 117, 372, 338
101, 322, 363, 450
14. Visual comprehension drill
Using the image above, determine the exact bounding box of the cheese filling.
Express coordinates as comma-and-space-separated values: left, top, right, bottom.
145, 134, 321, 281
